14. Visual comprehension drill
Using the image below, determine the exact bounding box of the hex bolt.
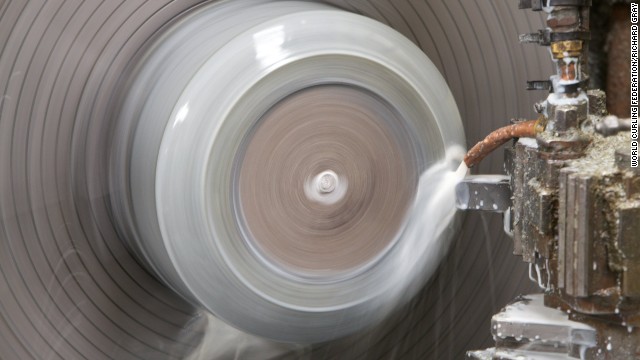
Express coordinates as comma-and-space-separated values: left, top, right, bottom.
554, 105, 578, 132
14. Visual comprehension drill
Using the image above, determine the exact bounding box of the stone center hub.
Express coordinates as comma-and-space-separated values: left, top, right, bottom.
316, 170, 338, 194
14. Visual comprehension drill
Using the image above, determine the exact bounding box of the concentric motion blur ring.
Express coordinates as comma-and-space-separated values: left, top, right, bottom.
109, 0, 464, 343
237, 85, 416, 276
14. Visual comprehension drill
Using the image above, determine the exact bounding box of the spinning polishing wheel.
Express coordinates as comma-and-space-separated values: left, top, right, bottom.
0, 0, 551, 358
111, 0, 464, 343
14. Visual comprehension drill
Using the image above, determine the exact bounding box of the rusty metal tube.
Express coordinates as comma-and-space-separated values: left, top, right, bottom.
464, 120, 540, 167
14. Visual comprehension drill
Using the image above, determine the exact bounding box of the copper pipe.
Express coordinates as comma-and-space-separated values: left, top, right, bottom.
464, 119, 540, 168
560, 62, 577, 81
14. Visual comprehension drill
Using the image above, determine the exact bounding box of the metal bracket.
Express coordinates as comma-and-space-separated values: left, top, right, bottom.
455, 175, 512, 212
526, 80, 552, 91
526, 78, 589, 92
519, 30, 590, 46
519, 0, 592, 11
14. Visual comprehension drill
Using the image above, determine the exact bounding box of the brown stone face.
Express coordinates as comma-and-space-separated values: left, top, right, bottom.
237, 85, 417, 275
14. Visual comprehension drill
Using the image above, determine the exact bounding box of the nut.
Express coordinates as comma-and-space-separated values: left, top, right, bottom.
546, 8, 580, 29
555, 105, 579, 132
551, 40, 583, 59
536, 132, 590, 159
